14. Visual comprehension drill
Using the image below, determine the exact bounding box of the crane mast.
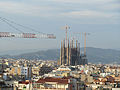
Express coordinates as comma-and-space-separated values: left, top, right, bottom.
63, 25, 70, 47
73, 32, 90, 56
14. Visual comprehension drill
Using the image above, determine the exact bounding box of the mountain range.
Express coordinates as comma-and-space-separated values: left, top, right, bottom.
0, 47, 120, 64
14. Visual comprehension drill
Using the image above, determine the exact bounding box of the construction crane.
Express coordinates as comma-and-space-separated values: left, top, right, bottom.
62, 25, 70, 47
84, 32, 90, 56
0, 32, 56, 39
0, 17, 56, 39
73, 32, 90, 56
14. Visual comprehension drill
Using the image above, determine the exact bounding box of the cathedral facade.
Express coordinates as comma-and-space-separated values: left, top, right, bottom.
59, 39, 87, 66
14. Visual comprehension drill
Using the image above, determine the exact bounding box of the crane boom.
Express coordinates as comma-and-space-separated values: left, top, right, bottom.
0, 32, 56, 39
0, 17, 56, 39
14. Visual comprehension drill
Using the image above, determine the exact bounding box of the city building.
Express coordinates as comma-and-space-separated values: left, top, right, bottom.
21, 66, 32, 80
33, 77, 77, 90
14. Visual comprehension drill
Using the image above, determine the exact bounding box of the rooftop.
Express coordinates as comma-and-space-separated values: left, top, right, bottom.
36, 77, 71, 84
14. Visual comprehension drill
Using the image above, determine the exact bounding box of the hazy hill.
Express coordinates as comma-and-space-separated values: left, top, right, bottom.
0, 47, 120, 64
86, 47, 120, 64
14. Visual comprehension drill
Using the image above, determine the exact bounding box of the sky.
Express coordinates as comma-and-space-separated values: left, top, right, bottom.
0, 0, 120, 52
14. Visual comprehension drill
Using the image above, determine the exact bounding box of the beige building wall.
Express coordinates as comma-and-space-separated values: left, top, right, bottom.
10, 67, 21, 75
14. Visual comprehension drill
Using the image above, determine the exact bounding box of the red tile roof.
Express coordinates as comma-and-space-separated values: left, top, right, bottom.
36, 77, 69, 84
19, 81, 32, 85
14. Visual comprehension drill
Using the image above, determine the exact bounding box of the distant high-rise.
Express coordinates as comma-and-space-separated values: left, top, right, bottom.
59, 38, 87, 66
